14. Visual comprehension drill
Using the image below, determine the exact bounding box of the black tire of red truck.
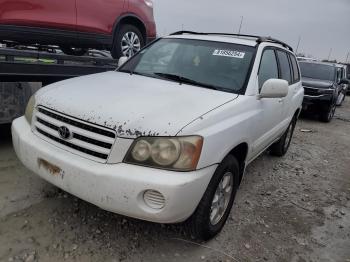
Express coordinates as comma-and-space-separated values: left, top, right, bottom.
111, 24, 145, 59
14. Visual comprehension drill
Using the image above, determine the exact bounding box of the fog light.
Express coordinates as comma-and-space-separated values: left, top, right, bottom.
143, 190, 165, 209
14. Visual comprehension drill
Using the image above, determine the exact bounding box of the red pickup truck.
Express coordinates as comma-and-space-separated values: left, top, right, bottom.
0, 0, 156, 58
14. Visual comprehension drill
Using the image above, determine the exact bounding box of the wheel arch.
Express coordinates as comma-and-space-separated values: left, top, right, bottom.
113, 14, 147, 43
294, 108, 301, 119
227, 142, 249, 183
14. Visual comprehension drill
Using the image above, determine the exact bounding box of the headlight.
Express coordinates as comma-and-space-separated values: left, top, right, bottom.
151, 138, 181, 166
131, 139, 151, 162
25, 95, 36, 124
124, 136, 203, 171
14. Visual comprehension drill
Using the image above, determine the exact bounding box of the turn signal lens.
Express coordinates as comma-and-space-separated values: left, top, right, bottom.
25, 95, 36, 124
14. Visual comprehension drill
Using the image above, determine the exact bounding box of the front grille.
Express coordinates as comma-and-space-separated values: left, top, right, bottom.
303, 86, 319, 96
34, 107, 116, 162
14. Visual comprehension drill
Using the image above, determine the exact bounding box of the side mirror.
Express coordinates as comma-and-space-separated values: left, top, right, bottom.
339, 78, 350, 85
259, 79, 289, 99
118, 56, 128, 67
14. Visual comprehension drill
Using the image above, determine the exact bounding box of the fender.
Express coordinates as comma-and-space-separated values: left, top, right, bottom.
112, 13, 147, 40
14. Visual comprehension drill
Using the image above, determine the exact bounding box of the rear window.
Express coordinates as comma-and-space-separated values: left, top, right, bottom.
276, 50, 292, 84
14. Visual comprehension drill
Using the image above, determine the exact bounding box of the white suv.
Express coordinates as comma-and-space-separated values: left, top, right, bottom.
12, 31, 304, 240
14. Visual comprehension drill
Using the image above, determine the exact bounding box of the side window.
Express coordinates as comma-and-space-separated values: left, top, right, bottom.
336, 68, 342, 83
341, 68, 346, 79
289, 54, 300, 83
276, 50, 292, 85
258, 49, 279, 90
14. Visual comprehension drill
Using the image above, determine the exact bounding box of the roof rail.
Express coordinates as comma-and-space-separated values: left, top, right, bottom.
170, 31, 294, 52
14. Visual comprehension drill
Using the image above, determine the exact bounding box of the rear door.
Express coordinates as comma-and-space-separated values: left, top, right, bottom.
288, 53, 303, 112
275, 50, 298, 125
0, 0, 77, 31
335, 67, 343, 95
76, 0, 126, 34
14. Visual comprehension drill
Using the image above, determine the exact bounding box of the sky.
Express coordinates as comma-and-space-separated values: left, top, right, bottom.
153, 0, 350, 63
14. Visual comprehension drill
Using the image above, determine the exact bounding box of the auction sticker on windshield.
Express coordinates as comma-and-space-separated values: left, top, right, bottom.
212, 49, 245, 58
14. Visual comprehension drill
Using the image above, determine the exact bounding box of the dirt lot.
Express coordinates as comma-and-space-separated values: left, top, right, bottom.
0, 100, 349, 262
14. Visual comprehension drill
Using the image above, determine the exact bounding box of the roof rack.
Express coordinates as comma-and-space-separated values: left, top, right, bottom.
170, 31, 294, 52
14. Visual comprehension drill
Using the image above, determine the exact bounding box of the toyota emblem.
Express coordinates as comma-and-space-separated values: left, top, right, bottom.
58, 126, 71, 140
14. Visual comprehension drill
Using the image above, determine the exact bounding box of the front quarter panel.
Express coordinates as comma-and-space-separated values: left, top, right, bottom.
178, 96, 259, 169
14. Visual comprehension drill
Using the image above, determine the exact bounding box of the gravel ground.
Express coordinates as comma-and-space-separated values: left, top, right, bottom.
0, 100, 349, 262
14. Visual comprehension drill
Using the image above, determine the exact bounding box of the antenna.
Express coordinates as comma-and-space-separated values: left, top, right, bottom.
327, 48, 332, 61
238, 16, 243, 35
295, 36, 301, 54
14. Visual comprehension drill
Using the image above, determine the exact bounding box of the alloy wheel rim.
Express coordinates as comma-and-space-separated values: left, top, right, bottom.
121, 32, 141, 57
210, 172, 234, 226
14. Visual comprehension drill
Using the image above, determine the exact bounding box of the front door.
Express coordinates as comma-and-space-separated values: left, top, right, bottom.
250, 48, 285, 158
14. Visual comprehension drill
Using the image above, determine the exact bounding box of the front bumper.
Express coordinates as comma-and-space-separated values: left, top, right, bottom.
12, 117, 216, 223
302, 94, 333, 108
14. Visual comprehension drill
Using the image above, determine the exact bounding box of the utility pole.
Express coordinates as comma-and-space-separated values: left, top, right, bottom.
327, 48, 332, 61
346, 51, 349, 63
295, 36, 301, 54
238, 16, 243, 35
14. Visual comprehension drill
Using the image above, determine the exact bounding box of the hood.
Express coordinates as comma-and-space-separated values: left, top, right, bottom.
36, 71, 237, 138
301, 77, 334, 89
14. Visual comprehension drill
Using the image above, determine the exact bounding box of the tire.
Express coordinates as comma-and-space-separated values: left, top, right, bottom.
319, 102, 336, 122
186, 155, 240, 241
111, 24, 144, 59
270, 117, 296, 157
60, 46, 87, 56
336, 92, 345, 106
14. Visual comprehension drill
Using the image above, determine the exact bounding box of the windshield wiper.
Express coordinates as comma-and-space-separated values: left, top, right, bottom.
119, 69, 147, 77
154, 72, 221, 91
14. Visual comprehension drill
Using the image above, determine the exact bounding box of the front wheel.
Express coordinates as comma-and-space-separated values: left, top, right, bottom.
111, 24, 144, 59
270, 117, 296, 156
319, 102, 336, 122
336, 92, 345, 106
186, 155, 240, 241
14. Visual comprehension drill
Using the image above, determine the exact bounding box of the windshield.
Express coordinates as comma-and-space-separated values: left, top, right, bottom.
299, 62, 336, 81
119, 38, 256, 94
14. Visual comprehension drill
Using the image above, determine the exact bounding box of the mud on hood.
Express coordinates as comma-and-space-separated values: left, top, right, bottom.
36, 71, 238, 138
